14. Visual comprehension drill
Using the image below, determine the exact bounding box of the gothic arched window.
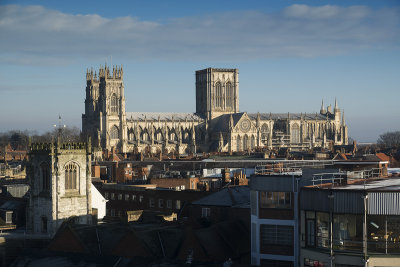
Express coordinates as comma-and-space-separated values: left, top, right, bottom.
141, 130, 149, 141
111, 125, 119, 139
111, 94, 118, 114
65, 162, 78, 190
215, 82, 223, 109
291, 123, 300, 144
128, 129, 135, 141
261, 124, 269, 145
251, 135, 255, 150
226, 82, 233, 109
237, 136, 241, 151
40, 162, 50, 192
243, 135, 249, 151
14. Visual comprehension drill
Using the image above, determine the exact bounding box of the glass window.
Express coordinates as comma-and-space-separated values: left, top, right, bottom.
167, 200, 172, 209
105, 192, 109, 200
139, 195, 143, 202
111, 193, 115, 200
65, 162, 78, 190
333, 214, 363, 251
111, 94, 118, 114
125, 194, 129, 201
316, 212, 329, 248
202, 207, 210, 218
118, 194, 122, 200
304, 258, 328, 267
132, 194, 136, 201
215, 82, 223, 108
306, 218, 315, 247
368, 215, 400, 254
111, 125, 119, 139
149, 198, 155, 208
260, 224, 293, 246
260, 191, 291, 209
158, 199, 164, 208
176, 200, 181, 210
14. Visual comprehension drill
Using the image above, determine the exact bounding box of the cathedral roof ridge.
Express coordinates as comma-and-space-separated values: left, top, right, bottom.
248, 112, 327, 120
126, 112, 204, 122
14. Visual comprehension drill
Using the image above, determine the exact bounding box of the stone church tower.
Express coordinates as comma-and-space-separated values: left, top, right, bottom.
195, 68, 239, 120
26, 139, 92, 237
82, 65, 127, 152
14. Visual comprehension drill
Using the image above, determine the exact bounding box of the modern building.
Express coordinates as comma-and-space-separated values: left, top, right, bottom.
250, 160, 399, 267
82, 66, 348, 154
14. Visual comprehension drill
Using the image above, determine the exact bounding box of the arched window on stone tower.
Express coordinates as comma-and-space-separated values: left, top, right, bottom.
111, 125, 119, 139
215, 82, 223, 109
261, 124, 269, 145
291, 123, 300, 144
65, 162, 78, 190
111, 94, 118, 114
226, 82, 233, 109
40, 162, 50, 192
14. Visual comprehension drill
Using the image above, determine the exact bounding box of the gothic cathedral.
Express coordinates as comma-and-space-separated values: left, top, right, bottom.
82, 66, 348, 154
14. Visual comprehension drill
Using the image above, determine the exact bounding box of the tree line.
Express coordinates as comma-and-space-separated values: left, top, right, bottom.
0, 127, 82, 150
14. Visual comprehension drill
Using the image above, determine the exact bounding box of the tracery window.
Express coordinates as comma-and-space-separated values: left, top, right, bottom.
40, 162, 50, 191
128, 129, 135, 141
111, 125, 119, 139
243, 135, 249, 151
251, 135, 255, 150
111, 94, 118, 114
215, 82, 223, 108
261, 124, 269, 144
291, 123, 300, 144
237, 136, 241, 151
65, 162, 78, 190
226, 82, 233, 109
141, 130, 149, 141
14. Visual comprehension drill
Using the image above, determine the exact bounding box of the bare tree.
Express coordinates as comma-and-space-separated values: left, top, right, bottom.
377, 131, 400, 147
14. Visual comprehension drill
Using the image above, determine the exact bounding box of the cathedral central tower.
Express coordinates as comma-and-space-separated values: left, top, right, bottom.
195, 68, 239, 120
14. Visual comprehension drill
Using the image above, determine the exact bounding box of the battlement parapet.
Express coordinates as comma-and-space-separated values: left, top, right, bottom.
86, 64, 123, 82
30, 142, 88, 153
29, 143, 52, 152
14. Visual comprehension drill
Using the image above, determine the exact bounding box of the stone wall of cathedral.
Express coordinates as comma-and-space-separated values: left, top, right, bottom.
82, 65, 348, 154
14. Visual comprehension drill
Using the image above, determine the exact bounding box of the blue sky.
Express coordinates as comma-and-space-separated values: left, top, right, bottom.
0, 0, 399, 142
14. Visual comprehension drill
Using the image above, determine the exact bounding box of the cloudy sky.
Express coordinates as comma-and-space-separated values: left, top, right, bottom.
0, 0, 399, 142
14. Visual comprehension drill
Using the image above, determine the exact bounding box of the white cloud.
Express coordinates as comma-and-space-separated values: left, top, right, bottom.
0, 4, 399, 65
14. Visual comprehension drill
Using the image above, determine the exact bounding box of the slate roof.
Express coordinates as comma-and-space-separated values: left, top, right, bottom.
212, 113, 246, 132
46, 220, 250, 264
126, 112, 204, 122
191, 186, 250, 207
248, 112, 328, 121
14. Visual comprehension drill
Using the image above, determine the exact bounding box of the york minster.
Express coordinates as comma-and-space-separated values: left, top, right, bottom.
82, 65, 348, 154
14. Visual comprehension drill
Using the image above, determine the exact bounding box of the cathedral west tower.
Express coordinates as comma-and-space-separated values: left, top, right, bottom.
82, 65, 127, 153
